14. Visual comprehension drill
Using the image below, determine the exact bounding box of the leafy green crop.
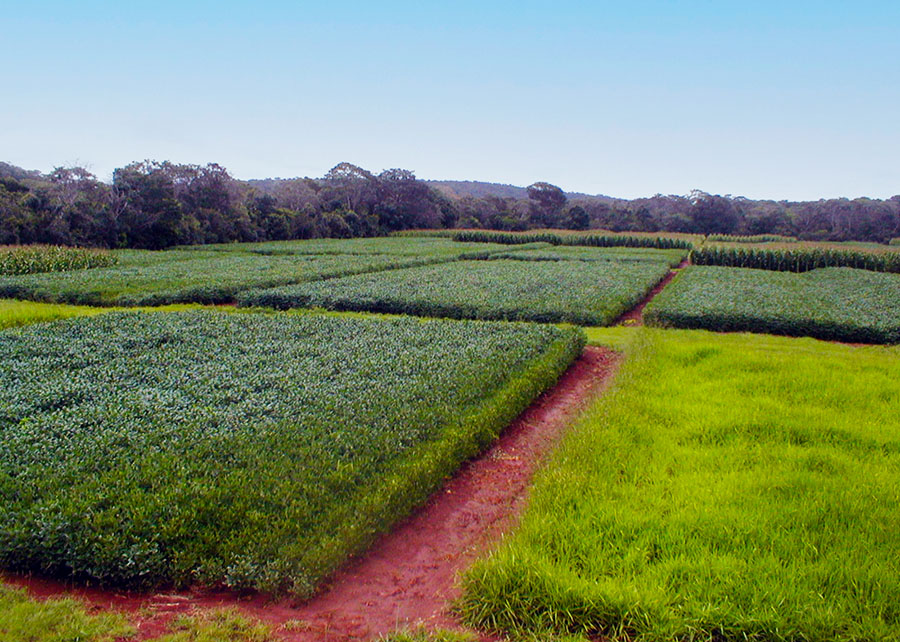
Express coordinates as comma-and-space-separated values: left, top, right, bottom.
0, 310, 583, 595
0, 252, 446, 306
0, 245, 117, 275
644, 266, 900, 344
239, 259, 671, 325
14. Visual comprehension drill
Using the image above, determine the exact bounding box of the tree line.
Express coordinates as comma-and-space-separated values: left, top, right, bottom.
1, 160, 898, 249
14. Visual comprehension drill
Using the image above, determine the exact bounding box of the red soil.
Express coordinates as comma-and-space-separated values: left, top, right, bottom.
4, 346, 621, 641
616, 258, 689, 326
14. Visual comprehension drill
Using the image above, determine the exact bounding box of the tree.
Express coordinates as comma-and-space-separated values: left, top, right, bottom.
527, 182, 567, 227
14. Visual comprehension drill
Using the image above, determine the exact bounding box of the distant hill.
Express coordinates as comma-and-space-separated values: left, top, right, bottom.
426, 180, 614, 203
0, 161, 43, 182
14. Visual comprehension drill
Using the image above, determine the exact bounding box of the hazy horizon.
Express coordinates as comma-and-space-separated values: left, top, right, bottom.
3, 1, 898, 202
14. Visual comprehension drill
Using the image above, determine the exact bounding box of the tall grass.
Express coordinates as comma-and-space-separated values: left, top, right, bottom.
461, 329, 900, 641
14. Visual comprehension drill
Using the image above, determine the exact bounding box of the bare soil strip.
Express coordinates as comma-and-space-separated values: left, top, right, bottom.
616, 258, 689, 326
4, 346, 621, 641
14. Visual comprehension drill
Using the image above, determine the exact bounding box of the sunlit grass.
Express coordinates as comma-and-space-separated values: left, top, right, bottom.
461, 328, 900, 641
0, 299, 207, 330
0, 584, 133, 641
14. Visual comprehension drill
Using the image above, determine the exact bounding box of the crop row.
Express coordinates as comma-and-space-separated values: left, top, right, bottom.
482, 245, 687, 267
239, 259, 671, 326
691, 245, 900, 273
178, 236, 514, 258
0, 252, 448, 306
705, 233, 798, 243
644, 265, 900, 344
0, 245, 117, 275
452, 230, 695, 250
0, 310, 584, 594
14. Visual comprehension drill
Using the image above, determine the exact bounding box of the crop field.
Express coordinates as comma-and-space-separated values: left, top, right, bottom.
181, 236, 519, 257
0, 310, 583, 594
644, 265, 900, 344
485, 245, 687, 267
0, 251, 447, 306
239, 258, 671, 325
461, 329, 900, 641
0, 245, 117, 275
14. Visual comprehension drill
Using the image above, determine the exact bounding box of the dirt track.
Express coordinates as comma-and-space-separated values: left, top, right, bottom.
4, 346, 620, 641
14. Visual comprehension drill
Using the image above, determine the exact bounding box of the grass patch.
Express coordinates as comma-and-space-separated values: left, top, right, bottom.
0, 584, 133, 641
239, 259, 670, 326
460, 329, 900, 641
645, 265, 900, 344
0, 310, 583, 595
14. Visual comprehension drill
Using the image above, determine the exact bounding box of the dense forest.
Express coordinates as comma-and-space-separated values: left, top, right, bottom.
1, 160, 898, 249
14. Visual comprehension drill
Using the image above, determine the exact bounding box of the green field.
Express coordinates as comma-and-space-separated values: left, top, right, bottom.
645, 265, 900, 344
484, 245, 687, 267
0, 310, 583, 595
180, 236, 520, 257
0, 252, 445, 306
239, 259, 671, 325
461, 329, 900, 641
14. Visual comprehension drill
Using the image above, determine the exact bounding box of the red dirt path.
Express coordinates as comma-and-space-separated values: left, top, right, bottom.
4, 346, 620, 641
616, 258, 688, 326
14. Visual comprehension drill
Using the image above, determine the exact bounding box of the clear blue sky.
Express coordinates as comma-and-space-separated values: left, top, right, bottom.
2, 1, 898, 200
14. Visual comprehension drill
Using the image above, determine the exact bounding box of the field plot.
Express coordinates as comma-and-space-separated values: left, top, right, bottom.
0, 310, 583, 595
462, 329, 900, 641
0, 252, 443, 306
240, 259, 671, 325
645, 265, 900, 344
182, 236, 521, 258
486, 245, 687, 267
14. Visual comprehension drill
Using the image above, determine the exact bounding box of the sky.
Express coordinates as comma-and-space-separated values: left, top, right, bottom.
2, 1, 898, 201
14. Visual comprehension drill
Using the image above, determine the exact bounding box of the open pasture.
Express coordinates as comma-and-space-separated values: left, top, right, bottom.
0, 310, 583, 595
0, 251, 443, 306
462, 329, 900, 641
239, 258, 671, 325
645, 265, 900, 344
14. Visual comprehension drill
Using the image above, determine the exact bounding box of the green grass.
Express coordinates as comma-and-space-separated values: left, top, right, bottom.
0, 299, 110, 329
460, 329, 900, 641
0, 252, 447, 306
0, 310, 583, 595
0, 299, 207, 330
0, 583, 279, 641
239, 259, 671, 326
645, 265, 900, 344
0, 584, 133, 641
